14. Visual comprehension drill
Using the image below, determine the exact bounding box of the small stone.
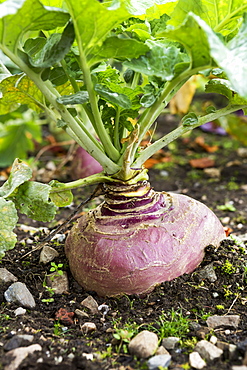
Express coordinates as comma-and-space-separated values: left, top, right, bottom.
81, 322, 97, 333
74, 309, 89, 318
162, 336, 180, 350
237, 148, 247, 158
3, 344, 42, 370
197, 263, 217, 282
209, 335, 218, 345
39, 245, 59, 264
14, 307, 26, 316
232, 367, 247, 370
189, 351, 206, 369
203, 167, 221, 178
0, 268, 18, 283
4, 335, 34, 351
4, 282, 35, 309
195, 327, 212, 339
206, 315, 240, 329
195, 340, 223, 361
46, 271, 69, 294
212, 292, 219, 298
147, 354, 171, 370
155, 346, 170, 355
128, 330, 158, 359
217, 341, 237, 360
81, 296, 99, 314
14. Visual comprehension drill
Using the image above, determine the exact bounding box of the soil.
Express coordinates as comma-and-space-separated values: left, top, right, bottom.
1, 114, 247, 370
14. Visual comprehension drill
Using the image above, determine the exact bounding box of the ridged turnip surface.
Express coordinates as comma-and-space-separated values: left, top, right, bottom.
65, 182, 225, 297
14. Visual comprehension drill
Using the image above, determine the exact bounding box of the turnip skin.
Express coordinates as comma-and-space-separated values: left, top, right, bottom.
71, 146, 103, 180
65, 182, 225, 297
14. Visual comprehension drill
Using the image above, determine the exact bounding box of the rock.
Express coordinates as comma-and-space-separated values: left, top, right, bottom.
195, 340, 223, 361
0, 268, 18, 283
195, 327, 212, 339
4, 334, 34, 351
162, 336, 180, 350
3, 344, 42, 370
206, 315, 240, 329
232, 367, 247, 370
189, 351, 206, 369
203, 167, 221, 178
128, 330, 158, 359
81, 295, 99, 314
74, 309, 89, 318
217, 341, 237, 360
39, 245, 59, 264
80, 322, 97, 333
14, 307, 26, 316
209, 335, 218, 345
155, 346, 170, 355
46, 271, 69, 294
237, 148, 247, 158
4, 282, 35, 309
147, 354, 171, 370
197, 263, 217, 282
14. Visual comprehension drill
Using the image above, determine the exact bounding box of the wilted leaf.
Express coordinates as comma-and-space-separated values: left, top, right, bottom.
12, 181, 57, 221
49, 180, 73, 206
0, 159, 32, 198
0, 197, 18, 258
189, 157, 215, 168
170, 77, 197, 114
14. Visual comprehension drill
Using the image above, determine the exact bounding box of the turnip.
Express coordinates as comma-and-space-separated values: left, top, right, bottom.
1, 0, 247, 296
70, 146, 103, 180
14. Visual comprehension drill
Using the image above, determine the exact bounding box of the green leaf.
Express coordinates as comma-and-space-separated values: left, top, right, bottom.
95, 84, 132, 109
28, 21, 75, 68
0, 74, 44, 114
49, 180, 73, 206
57, 91, 89, 105
11, 181, 57, 221
168, 0, 247, 37
191, 13, 247, 98
182, 112, 198, 126
205, 79, 247, 106
0, 198, 18, 259
0, 114, 42, 167
0, 0, 70, 52
96, 36, 150, 60
124, 39, 187, 80
0, 158, 32, 198
65, 0, 177, 56
162, 13, 213, 69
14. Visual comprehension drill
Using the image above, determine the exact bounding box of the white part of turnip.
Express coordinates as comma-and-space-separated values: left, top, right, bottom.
65, 186, 225, 297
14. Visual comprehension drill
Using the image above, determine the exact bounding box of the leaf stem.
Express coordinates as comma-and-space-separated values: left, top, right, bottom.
133, 104, 247, 168
114, 107, 121, 151
76, 39, 120, 162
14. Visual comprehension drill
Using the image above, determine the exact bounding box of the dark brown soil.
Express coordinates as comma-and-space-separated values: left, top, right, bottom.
1, 117, 247, 370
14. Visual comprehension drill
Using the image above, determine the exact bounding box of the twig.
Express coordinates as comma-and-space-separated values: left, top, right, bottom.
20, 183, 104, 259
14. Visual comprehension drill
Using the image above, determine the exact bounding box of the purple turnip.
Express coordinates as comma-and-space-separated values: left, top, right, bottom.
65, 181, 225, 297
71, 146, 103, 180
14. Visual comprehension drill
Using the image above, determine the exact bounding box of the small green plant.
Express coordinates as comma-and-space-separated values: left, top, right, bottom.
112, 318, 139, 353
215, 304, 225, 310
50, 262, 64, 276
217, 202, 236, 212
148, 309, 190, 342
221, 259, 236, 274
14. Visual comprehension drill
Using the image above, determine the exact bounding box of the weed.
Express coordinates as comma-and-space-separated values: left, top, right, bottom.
50, 262, 64, 277
147, 309, 190, 342
221, 259, 236, 274
216, 304, 225, 310
217, 202, 236, 212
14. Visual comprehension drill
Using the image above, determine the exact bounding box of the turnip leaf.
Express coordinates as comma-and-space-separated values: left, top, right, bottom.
205, 79, 247, 109
95, 36, 150, 60
95, 84, 132, 109
11, 181, 57, 221
57, 91, 89, 105
0, 159, 32, 198
0, 74, 44, 114
0, 198, 18, 258
0, 0, 70, 52
124, 40, 188, 81
27, 22, 75, 68
49, 181, 73, 207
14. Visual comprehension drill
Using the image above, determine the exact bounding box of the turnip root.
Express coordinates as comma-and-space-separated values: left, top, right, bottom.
71, 147, 103, 180
65, 181, 225, 297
